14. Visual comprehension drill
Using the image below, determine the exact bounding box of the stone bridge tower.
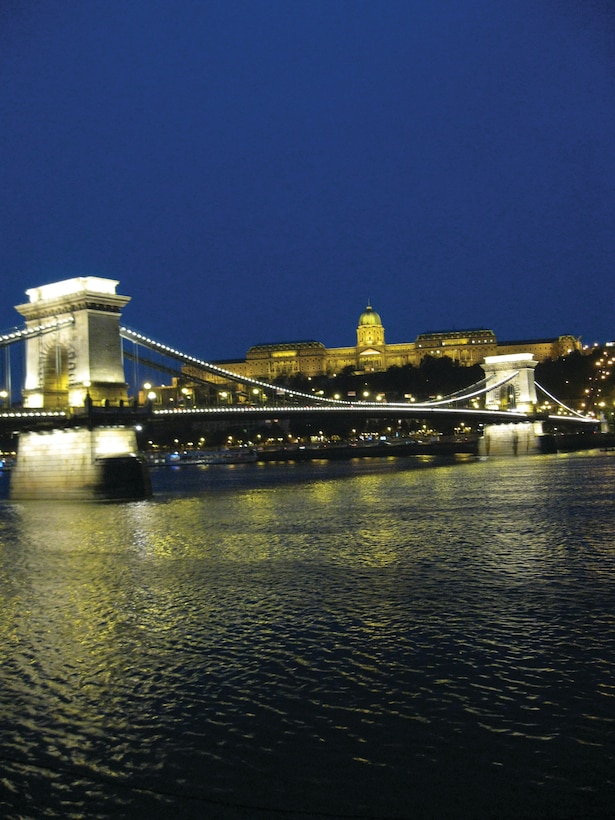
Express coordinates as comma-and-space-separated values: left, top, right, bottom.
483, 353, 538, 413
15, 276, 130, 410
480, 353, 543, 457
10, 277, 151, 500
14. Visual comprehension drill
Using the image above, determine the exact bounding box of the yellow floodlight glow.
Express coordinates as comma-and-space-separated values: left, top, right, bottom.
26, 276, 119, 303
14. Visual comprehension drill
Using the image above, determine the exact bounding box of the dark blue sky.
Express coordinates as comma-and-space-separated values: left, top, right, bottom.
2, 0, 614, 360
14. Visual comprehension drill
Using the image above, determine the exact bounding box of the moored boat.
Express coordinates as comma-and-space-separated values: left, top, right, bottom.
159, 448, 258, 466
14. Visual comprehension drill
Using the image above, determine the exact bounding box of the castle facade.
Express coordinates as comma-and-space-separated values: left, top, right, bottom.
209, 304, 581, 381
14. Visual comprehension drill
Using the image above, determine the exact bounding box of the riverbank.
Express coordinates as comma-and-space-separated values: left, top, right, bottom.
257, 431, 615, 461
257, 438, 478, 461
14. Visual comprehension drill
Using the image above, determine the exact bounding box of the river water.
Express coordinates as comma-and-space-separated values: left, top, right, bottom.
0, 451, 614, 819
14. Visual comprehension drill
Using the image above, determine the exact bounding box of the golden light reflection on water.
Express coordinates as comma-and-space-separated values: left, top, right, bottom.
1, 452, 614, 818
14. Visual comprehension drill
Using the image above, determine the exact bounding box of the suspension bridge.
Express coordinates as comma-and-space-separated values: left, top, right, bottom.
0, 277, 600, 499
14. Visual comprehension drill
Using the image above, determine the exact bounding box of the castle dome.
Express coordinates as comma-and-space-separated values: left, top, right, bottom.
358, 303, 382, 327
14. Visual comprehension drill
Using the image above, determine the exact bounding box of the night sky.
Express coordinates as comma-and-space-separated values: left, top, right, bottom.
2, 0, 614, 361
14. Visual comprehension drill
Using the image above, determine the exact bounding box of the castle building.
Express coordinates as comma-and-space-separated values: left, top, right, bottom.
203, 304, 581, 382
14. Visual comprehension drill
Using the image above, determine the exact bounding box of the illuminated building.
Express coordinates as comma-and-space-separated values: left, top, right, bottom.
204, 303, 581, 381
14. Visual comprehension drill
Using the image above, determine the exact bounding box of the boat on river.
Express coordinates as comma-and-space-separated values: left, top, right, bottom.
159, 448, 258, 466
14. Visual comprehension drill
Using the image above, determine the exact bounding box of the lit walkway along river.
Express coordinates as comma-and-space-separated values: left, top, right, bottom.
1, 451, 614, 819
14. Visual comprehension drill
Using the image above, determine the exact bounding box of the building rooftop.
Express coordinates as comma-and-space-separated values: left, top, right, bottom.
416, 329, 496, 339
498, 338, 559, 346
248, 340, 326, 352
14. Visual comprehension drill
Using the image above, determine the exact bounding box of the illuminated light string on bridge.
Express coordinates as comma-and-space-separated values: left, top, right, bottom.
0, 316, 75, 346
152, 403, 530, 419
408, 373, 518, 407
534, 381, 595, 420
0, 411, 67, 418
342, 373, 594, 420
120, 327, 597, 421
120, 326, 351, 406
120, 326, 522, 411
324, 372, 519, 410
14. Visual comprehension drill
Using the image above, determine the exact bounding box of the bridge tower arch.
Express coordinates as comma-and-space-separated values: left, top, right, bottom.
15, 277, 130, 410
483, 353, 538, 413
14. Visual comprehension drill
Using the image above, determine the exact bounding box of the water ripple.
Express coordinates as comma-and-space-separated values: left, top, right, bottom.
1, 453, 614, 817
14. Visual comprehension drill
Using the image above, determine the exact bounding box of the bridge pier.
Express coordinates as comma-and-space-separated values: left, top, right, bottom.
10, 426, 151, 501
479, 421, 545, 457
